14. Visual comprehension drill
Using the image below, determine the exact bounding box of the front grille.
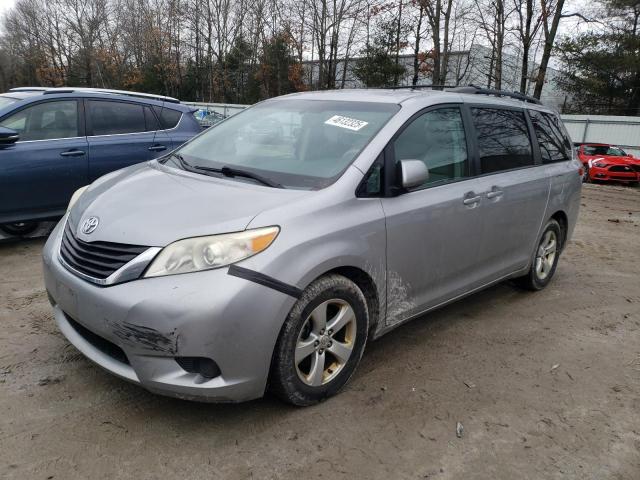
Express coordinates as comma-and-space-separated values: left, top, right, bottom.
631, 164, 640, 173
609, 165, 634, 173
60, 223, 148, 280
65, 313, 130, 365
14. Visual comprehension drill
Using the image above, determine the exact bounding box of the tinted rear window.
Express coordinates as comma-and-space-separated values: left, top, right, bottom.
152, 106, 182, 129
89, 100, 146, 135
529, 110, 572, 163
144, 106, 159, 130
471, 108, 533, 174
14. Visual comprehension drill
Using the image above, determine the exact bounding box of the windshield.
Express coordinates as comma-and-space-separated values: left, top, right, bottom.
176, 99, 400, 189
0, 96, 19, 109
583, 145, 627, 156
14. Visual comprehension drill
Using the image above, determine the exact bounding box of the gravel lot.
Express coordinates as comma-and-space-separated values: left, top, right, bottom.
1, 183, 639, 480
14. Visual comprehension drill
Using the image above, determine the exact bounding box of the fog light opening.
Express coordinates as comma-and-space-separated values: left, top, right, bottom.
175, 357, 221, 379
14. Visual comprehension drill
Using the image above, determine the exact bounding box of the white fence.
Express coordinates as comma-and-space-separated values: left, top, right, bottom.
561, 115, 640, 156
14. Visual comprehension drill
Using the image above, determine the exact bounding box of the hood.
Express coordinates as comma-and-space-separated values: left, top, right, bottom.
69, 161, 310, 246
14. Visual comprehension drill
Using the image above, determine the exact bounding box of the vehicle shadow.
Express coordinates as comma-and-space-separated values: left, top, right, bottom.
0, 222, 55, 245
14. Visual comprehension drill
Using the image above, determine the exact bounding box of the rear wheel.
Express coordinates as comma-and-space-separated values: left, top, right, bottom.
515, 219, 562, 291
270, 274, 369, 406
0, 222, 39, 236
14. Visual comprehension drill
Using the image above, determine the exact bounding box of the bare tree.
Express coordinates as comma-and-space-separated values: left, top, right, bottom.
513, 0, 543, 93
533, 0, 565, 98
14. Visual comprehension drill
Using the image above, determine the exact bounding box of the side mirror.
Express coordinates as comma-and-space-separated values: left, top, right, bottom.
0, 127, 19, 145
398, 159, 429, 189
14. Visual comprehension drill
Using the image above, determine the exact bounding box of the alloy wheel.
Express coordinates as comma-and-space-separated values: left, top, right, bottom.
295, 299, 356, 387
535, 230, 557, 280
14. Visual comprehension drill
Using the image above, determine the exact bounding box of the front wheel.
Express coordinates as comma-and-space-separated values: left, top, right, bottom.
270, 274, 369, 406
515, 219, 562, 291
0, 222, 39, 236
582, 165, 590, 183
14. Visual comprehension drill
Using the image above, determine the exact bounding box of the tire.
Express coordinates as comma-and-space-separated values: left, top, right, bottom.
515, 219, 562, 291
0, 222, 39, 236
582, 165, 590, 183
270, 274, 369, 406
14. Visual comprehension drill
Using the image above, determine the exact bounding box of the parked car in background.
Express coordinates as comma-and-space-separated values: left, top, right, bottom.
576, 143, 640, 185
0, 87, 201, 236
43, 87, 581, 405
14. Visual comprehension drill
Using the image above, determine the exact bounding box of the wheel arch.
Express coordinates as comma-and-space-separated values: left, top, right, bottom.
322, 266, 381, 337
549, 210, 568, 249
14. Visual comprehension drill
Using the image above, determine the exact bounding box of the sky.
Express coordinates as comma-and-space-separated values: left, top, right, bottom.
0, 0, 16, 33
0, 0, 16, 16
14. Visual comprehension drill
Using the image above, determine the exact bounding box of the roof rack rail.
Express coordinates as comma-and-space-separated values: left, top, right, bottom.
448, 84, 542, 105
45, 87, 180, 104
10, 86, 180, 104
383, 84, 457, 90
9, 87, 49, 92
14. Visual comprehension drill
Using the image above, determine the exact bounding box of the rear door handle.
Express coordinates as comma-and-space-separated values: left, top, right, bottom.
486, 189, 504, 199
463, 193, 482, 206
60, 149, 86, 157
148, 144, 167, 152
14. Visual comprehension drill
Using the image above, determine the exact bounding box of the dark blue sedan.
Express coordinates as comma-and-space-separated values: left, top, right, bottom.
0, 87, 202, 235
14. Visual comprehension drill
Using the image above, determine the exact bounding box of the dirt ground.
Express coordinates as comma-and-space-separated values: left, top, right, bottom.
1, 183, 639, 480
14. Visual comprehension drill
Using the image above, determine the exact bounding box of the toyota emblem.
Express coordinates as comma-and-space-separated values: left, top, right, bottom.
81, 216, 99, 234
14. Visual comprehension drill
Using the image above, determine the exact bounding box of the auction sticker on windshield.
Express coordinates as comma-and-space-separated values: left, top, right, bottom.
325, 115, 369, 131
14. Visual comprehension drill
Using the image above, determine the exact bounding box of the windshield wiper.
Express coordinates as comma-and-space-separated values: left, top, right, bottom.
170, 153, 283, 188
219, 166, 284, 189
168, 152, 194, 171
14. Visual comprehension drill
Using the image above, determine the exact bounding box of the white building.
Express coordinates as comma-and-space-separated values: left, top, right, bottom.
304, 44, 568, 111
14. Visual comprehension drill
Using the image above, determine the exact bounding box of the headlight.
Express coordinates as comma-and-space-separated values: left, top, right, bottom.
144, 226, 279, 278
594, 161, 607, 168
67, 185, 89, 212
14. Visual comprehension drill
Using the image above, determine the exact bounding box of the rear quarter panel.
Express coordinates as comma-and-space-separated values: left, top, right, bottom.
543, 159, 582, 245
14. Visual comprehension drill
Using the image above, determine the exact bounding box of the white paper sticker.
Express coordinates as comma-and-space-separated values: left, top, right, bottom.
324, 115, 369, 131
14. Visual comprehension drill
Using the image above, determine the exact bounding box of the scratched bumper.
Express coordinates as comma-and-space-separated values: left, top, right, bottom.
42, 219, 297, 402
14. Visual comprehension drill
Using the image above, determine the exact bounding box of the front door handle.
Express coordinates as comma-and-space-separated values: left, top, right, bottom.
148, 144, 167, 152
60, 149, 86, 157
463, 193, 482, 206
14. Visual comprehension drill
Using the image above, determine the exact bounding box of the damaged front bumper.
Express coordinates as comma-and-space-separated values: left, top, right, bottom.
42, 219, 298, 402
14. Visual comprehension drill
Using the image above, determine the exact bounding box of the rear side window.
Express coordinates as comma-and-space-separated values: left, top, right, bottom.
144, 106, 159, 131
89, 100, 146, 135
529, 110, 572, 163
152, 106, 182, 129
393, 107, 469, 187
471, 108, 533, 174
0, 100, 78, 141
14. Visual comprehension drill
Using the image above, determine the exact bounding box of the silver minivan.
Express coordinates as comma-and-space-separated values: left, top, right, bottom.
42, 87, 582, 405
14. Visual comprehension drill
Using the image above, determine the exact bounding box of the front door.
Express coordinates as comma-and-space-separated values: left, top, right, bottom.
0, 99, 88, 223
381, 106, 486, 327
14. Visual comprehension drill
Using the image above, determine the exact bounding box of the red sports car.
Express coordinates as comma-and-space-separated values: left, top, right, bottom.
577, 143, 640, 184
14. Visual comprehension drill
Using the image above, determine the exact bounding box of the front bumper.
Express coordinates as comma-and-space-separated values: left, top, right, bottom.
589, 166, 639, 182
43, 219, 298, 402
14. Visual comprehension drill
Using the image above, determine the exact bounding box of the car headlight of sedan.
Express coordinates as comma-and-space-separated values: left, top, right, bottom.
594, 161, 608, 168
67, 185, 89, 212
144, 226, 279, 278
